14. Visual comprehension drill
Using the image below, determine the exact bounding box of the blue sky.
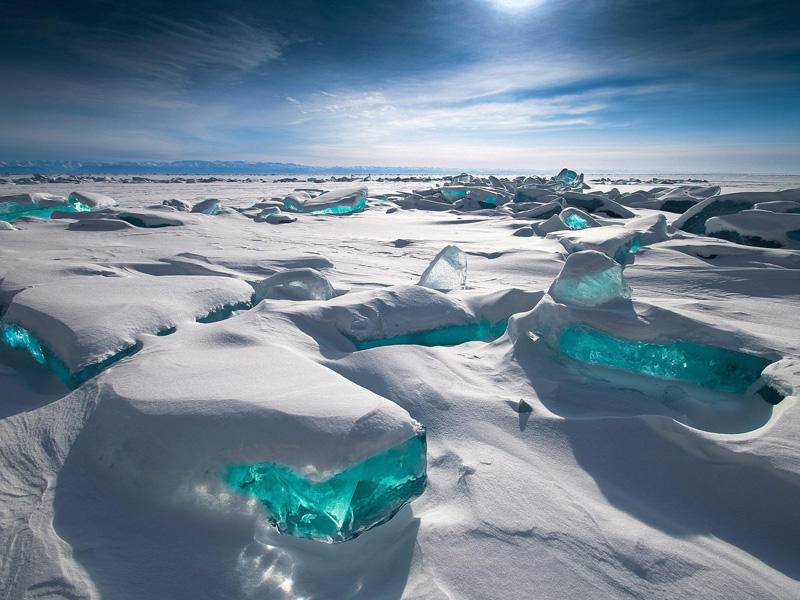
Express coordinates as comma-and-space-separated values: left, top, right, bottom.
1, 0, 798, 171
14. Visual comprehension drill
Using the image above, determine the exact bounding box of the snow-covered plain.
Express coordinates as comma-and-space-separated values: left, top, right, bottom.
1, 172, 799, 599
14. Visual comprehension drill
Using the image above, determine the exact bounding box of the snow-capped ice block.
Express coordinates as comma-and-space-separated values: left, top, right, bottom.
552, 227, 641, 263
705, 210, 800, 249
281, 191, 312, 212
514, 186, 558, 203
255, 206, 296, 224
753, 200, 800, 214
252, 268, 335, 302
225, 428, 426, 543
0, 221, 16, 231
0, 192, 89, 222
556, 168, 579, 185
512, 201, 562, 220
560, 207, 598, 230
673, 190, 800, 234
549, 251, 630, 308
162, 198, 193, 211
351, 319, 507, 350
117, 210, 187, 228
561, 192, 634, 219
619, 186, 720, 213
623, 214, 669, 245
82, 323, 424, 539
285, 186, 368, 215
0, 322, 138, 388
1, 274, 255, 375
191, 198, 222, 215
254, 206, 279, 221
418, 245, 467, 291
68, 191, 117, 209
558, 325, 772, 394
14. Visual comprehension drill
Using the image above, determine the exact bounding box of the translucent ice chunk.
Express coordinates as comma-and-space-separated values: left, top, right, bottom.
556, 168, 578, 185
558, 325, 771, 393
225, 429, 427, 543
2, 323, 46, 364
418, 245, 467, 292
549, 251, 630, 307
252, 268, 335, 302
351, 319, 507, 350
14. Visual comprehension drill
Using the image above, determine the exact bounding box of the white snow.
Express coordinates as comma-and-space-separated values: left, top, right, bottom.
1, 176, 799, 600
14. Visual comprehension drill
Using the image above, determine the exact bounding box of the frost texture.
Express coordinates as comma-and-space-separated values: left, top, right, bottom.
558, 325, 771, 394
225, 430, 427, 543
418, 245, 467, 292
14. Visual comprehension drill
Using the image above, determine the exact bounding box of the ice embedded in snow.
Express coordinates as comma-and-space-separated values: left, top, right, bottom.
161, 198, 193, 211
552, 226, 642, 264
752, 200, 800, 214
251, 268, 335, 302
549, 250, 630, 308
0, 192, 90, 221
558, 325, 772, 394
191, 198, 222, 215
418, 245, 467, 291
673, 189, 800, 234
226, 429, 426, 543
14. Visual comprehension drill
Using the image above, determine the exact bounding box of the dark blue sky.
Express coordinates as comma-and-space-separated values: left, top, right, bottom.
1, 0, 798, 170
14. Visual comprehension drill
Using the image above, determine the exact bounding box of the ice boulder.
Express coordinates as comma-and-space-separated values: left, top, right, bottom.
285, 186, 368, 215
705, 210, 800, 249
281, 191, 312, 212
624, 213, 669, 245
252, 268, 335, 302
549, 250, 631, 308
512, 201, 562, 220
0, 192, 86, 222
0, 221, 16, 231
418, 245, 467, 292
191, 198, 222, 215
68, 191, 117, 209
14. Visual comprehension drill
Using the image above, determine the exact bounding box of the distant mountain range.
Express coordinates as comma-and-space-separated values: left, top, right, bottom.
0, 160, 455, 175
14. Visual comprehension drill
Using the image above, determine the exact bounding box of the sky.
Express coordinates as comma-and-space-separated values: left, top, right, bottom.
1, 0, 799, 171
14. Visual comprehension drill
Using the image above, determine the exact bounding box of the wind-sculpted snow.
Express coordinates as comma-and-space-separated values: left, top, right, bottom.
1, 176, 800, 599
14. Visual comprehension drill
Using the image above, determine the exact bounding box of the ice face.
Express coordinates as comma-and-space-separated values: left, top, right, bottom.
351, 319, 507, 350
558, 325, 772, 394
418, 245, 467, 292
0, 199, 90, 222
549, 251, 630, 307
562, 212, 592, 230
0, 322, 140, 388
309, 197, 367, 215
225, 429, 427, 543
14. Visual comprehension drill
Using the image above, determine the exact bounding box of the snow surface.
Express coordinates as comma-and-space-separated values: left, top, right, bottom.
1, 175, 799, 599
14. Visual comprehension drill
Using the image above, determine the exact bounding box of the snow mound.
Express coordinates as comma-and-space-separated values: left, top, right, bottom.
252, 268, 335, 302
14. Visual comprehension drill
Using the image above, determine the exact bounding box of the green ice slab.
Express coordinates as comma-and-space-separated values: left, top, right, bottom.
350, 319, 507, 350
225, 430, 427, 543
558, 325, 772, 394
1, 322, 140, 388
0, 201, 90, 222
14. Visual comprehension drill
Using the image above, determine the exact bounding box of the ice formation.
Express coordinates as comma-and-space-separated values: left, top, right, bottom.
560, 207, 598, 230
705, 210, 800, 249
68, 191, 117, 209
549, 250, 630, 307
226, 428, 426, 543
351, 319, 507, 350
284, 186, 368, 215
558, 325, 772, 394
191, 198, 222, 215
0, 192, 91, 221
251, 268, 335, 302
418, 245, 467, 291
